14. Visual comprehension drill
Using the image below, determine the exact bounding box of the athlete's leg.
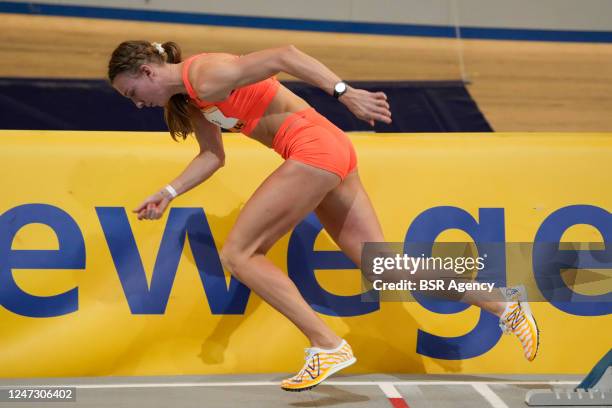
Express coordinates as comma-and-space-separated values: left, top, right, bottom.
314, 170, 506, 316
315, 169, 539, 361
220, 159, 342, 349
314, 170, 383, 263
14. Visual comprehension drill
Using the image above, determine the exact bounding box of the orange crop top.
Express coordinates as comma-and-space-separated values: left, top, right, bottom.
182, 53, 280, 136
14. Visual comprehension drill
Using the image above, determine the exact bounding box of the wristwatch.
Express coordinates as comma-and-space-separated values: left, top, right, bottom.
333, 81, 348, 99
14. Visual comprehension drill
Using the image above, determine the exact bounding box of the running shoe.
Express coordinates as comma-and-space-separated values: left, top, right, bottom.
281, 339, 356, 392
499, 285, 540, 361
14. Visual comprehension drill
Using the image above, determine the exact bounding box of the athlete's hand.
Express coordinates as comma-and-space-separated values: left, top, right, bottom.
133, 190, 172, 220
339, 87, 392, 127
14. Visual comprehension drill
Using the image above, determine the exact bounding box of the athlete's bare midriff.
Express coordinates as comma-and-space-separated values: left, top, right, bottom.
187, 54, 312, 146
247, 84, 311, 148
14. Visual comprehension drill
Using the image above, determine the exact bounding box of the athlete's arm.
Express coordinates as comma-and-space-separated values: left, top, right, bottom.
167, 105, 225, 194
133, 105, 225, 220
195, 45, 392, 126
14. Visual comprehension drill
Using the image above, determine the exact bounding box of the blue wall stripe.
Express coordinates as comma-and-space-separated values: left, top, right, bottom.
2, 1, 612, 43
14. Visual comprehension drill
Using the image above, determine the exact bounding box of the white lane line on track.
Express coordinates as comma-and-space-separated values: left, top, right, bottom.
0, 380, 578, 389
378, 383, 411, 408
472, 383, 509, 408
379, 382, 403, 398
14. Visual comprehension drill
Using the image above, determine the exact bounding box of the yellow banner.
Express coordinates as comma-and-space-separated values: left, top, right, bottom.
1, 131, 610, 377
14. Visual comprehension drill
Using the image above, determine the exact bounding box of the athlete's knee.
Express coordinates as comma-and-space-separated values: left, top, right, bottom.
219, 244, 252, 281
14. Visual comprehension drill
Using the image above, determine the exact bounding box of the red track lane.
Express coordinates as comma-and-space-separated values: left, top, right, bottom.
388, 397, 410, 408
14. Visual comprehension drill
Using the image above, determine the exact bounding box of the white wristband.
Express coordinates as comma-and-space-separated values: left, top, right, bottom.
165, 184, 178, 199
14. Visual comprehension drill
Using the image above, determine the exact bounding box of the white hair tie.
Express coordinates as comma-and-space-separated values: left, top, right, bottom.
152, 42, 165, 55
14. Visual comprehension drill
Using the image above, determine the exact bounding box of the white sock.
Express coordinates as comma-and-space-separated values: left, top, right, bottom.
316, 339, 346, 353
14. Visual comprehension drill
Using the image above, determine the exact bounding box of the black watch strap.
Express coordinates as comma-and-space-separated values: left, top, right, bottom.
333, 81, 348, 99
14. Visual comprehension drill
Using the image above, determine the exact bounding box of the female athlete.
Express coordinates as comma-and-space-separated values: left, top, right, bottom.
108, 41, 539, 392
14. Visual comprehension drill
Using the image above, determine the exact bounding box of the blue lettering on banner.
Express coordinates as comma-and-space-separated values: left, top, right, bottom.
533, 205, 612, 316
288, 213, 379, 316
96, 207, 250, 315
1, 202, 609, 352
405, 207, 506, 360
0, 204, 85, 317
